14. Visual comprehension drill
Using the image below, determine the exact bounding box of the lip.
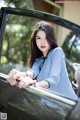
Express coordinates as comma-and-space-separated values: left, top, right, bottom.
41, 46, 46, 48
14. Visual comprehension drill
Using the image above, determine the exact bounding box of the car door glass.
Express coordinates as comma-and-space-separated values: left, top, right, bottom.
0, 13, 79, 97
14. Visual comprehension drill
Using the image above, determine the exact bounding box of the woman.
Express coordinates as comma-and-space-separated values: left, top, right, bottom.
7, 21, 78, 100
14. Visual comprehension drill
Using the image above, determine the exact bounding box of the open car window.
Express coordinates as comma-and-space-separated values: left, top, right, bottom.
0, 7, 80, 98
0, 10, 77, 72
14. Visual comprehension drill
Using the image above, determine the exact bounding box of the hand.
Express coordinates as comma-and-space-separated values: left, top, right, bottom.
7, 69, 26, 86
18, 77, 36, 89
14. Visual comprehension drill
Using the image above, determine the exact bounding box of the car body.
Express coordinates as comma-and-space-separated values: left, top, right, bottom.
0, 7, 80, 120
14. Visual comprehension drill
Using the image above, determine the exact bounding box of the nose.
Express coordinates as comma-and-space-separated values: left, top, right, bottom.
41, 39, 45, 44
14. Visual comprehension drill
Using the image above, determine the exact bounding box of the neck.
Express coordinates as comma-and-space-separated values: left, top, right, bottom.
43, 48, 51, 58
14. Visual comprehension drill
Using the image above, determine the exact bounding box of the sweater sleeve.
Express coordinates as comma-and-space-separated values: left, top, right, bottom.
46, 48, 66, 87
28, 60, 39, 79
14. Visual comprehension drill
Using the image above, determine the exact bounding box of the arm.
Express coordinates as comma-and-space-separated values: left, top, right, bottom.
26, 71, 34, 79
35, 81, 49, 88
44, 48, 65, 88
34, 48, 65, 89
7, 60, 39, 86
7, 69, 26, 85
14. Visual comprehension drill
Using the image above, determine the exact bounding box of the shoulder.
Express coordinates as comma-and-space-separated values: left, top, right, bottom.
51, 47, 64, 55
48, 47, 65, 60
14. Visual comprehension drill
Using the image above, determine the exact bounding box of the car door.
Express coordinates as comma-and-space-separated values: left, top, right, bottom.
0, 7, 80, 120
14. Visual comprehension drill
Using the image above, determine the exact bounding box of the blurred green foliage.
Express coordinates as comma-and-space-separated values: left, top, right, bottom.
1, 0, 34, 9
1, 14, 38, 65
0, 0, 38, 73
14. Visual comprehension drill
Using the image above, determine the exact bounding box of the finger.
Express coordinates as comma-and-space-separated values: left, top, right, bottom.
12, 69, 20, 80
23, 80, 36, 88
30, 80, 36, 85
9, 69, 16, 81
7, 75, 16, 86
18, 78, 36, 89
18, 80, 27, 88
18, 78, 31, 88
7, 69, 17, 85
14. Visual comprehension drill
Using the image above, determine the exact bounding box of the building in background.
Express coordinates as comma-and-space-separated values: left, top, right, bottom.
33, 0, 80, 46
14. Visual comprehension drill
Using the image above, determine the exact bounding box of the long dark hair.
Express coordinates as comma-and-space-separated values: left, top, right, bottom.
29, 21, 58, 67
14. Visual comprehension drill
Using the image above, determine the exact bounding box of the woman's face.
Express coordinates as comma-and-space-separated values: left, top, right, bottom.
36, 30, 51, 57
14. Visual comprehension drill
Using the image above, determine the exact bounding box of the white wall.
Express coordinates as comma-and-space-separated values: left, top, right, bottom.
63, 3, 80, 25
61, 3, 80, 45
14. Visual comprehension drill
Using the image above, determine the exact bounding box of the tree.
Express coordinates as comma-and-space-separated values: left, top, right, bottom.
0, 0, 37, 73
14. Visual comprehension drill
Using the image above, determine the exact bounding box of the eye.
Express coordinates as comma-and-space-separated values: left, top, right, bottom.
36, 36, 41, 40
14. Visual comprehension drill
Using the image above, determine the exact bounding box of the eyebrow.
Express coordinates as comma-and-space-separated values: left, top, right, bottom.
36, 36, 46, 39
36, 36, 40, 37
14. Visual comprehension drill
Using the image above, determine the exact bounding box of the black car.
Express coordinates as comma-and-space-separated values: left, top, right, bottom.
62, 31, 80, 94
0, 7, 80, 120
